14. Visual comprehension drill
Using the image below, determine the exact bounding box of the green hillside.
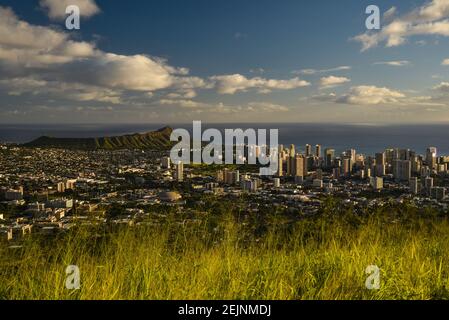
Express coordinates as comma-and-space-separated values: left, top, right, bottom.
23, 126, 174, 150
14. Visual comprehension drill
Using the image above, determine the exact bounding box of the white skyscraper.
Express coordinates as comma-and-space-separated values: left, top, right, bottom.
176, 161, 184, 182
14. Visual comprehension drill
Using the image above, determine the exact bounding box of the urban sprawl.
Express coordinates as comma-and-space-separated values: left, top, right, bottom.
1, 142, 449, 242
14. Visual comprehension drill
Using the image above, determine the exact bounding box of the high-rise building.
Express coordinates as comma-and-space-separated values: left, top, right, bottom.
437, 164, 446, 173
290, 145, 296, 158
411, 155, 421, 175
315, 145, 322, 158
332, 168, 341, 180
365, 167, 372, 178
277, 152, 283, 177
409, 177, 419, 195
294, 155, 305, 178
347, 149, 356, 163
425, 177, 434, 193
303, 157, 310, 177
278, 144, 284, 153
305, 144, 312, 157
394, 160, 411, 181
325, 148, 335, 169
375, 164, 385, 177
385, 149, 395, 164
273, 178, 281, 188
176, 161, 184, 182
286, 145, 296, 176
426, 147, 437, 169
342, 158, 351, 177
375, 153, 385, 166
234, 170, 240, 184
399, 149, 411, 161
161, 157, 171, 169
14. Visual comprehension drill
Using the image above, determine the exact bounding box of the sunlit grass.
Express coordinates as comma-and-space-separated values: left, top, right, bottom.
1, 205, 449, 300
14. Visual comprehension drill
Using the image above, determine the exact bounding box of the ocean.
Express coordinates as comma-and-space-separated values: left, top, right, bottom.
1, 123, 448, 156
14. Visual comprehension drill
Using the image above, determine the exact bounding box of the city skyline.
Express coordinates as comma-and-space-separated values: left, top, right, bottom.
2, 0, 449, 123
4, 0, 449, 303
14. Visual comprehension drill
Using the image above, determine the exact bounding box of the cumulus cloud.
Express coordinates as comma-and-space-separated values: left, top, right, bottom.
210, 74, 310, 94
319, 76, 350, 88
0, 7, 209, 105
442, 58, 449, 65
373, 60, 411, 67
63, 53, 176, 91
337, 86, 406, 105
40, 0, 100, 20
308, 85, 445, 107
0, 6, 308, 107
434, 82, 449, 91
353, 0, 449, 51
0, 77, 123, 104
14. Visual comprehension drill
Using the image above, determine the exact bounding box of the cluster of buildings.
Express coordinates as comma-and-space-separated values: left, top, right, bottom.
276, 144, 448, 200
1, 141, 449, 243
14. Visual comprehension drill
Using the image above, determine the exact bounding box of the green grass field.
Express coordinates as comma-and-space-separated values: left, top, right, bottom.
1, 202, 449, 300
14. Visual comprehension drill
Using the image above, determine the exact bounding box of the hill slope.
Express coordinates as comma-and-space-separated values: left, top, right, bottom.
23, 126, 174, 150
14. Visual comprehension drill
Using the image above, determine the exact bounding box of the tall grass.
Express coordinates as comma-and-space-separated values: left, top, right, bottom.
1, 204, 449, 300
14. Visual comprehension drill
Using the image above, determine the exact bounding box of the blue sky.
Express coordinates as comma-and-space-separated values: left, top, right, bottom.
1, 0, 449, 123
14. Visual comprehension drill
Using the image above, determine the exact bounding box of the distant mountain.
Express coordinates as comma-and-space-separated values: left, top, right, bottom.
23, 126, 174, 150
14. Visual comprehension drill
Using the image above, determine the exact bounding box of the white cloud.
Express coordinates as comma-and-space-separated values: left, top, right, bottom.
0, 7, 210, 105
159, 99, 205, 108
384, 7, 397, 22
157, 99, 289, 113
0, 77, 123, 104
373, 60, 411, 67
442, 58, 449, 65
310, 92, 337, 102
337, 86, 406, 105
434, 81, 449, 91
68, 53, 175, 91
319, 76, 350, 88
40, 0, 100, 20
353, 0, 449, 51
309, 85, 445, 107
246, 102, 289, 112
0, 7, 308, 106
210, 74, 310, 94
293, 66, 351, 75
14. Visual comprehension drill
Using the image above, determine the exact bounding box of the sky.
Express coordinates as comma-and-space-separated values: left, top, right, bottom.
2, 0, 449, 124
